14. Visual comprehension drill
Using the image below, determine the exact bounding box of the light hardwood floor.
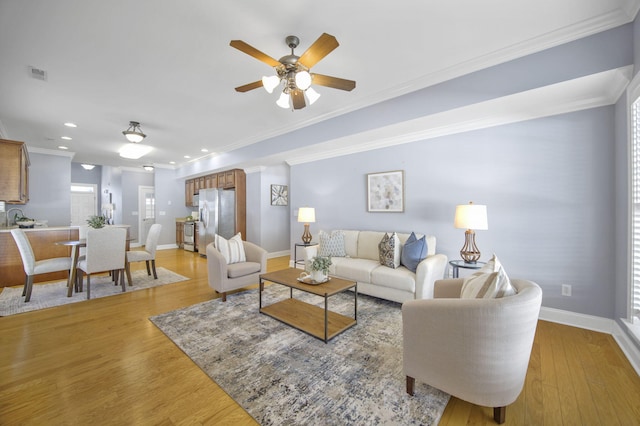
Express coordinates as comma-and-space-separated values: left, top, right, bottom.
1, 248, 639, 425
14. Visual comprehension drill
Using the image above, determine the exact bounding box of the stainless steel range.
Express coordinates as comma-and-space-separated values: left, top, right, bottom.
183, 221, 196, 251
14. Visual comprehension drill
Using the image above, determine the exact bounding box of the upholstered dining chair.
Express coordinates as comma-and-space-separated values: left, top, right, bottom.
402, 278, 542, 424
125, 223, 162, 285
10, 228, 73, 302
76, 227, 127, 299
206, 240, 267, 301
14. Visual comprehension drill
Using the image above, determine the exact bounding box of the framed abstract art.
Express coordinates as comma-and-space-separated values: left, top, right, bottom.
367, 170, 404, 212
271, 184, 288, 206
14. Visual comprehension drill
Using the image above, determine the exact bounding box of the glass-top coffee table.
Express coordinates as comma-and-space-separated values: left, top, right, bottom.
259, 268, 357, 343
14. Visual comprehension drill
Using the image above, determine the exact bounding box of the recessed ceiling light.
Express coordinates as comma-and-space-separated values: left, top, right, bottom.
169, 161, 176, 164
201, 148, 209, 153
64, 122, 77, 128
119, 143, 153, 159
81, 164, 95, 170
58, 145, 69, 150
184, 155, 191, 159
61, 136, 72, 140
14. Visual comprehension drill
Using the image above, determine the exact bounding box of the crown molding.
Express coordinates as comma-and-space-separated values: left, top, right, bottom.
27, 146, 75, 158
285, 67, 632, 166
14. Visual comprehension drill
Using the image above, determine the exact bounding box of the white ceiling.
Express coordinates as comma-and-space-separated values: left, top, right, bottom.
0, 0, 637, 171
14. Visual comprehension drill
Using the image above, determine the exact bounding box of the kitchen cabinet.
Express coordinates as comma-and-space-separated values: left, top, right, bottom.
0, 139, 30, 204
183, 169, 246, 238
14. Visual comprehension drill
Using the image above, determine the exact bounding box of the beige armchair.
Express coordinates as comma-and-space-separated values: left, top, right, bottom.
402, 278, 542, 424
206, 241, 267, 301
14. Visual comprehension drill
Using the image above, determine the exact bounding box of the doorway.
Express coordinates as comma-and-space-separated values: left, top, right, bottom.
138, 185, 155, 245
70, 184, 97, 226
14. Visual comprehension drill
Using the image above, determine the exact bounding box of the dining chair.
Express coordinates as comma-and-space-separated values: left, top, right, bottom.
125, 223, 162, 285
76, 227, 127, 299
10, 228, 73, 302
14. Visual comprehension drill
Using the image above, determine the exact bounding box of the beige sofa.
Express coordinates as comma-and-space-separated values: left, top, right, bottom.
301, 230, 448, 303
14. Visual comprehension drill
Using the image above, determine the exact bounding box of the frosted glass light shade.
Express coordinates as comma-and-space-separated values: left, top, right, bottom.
305, 87, 321, 105
276, 91, 290, 109
295, 71, 312, 90
454, 202, 488, 230
262, 75, 280, 93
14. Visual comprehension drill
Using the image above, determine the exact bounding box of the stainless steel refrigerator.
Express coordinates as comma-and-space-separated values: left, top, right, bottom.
198, 188, 236, 257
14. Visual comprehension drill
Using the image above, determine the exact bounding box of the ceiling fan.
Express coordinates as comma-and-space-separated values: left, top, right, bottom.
230, 33, 356, 110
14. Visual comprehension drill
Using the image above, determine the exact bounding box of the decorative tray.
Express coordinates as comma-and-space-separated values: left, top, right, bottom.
297, 276, 331, 285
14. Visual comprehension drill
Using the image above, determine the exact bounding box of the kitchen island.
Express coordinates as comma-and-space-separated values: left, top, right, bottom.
0, 225, 129, 288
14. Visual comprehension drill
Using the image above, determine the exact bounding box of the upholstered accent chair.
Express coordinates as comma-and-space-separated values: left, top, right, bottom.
76, 227, 127, 299
11, 228, 73, 302
402, 278, 542, 424
125, 223, 162, 285
206, 240, 267, 301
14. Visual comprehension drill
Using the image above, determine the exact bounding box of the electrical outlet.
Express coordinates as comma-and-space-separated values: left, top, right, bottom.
562, 284, 572, 296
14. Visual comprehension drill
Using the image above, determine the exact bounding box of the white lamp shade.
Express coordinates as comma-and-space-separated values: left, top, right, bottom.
276, 91, 290, 109
454, 203, 488, 230
305, 87, 321, 105
295, 71, 312, 90
297, 207, 315, 223
262, 75, 280, 93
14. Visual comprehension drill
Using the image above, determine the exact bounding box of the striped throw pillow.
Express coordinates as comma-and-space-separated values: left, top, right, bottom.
214, 233, 246, 264
460, 254, 516, 298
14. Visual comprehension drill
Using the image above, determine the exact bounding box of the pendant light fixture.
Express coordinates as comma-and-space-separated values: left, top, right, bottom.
122, 121, 146, 143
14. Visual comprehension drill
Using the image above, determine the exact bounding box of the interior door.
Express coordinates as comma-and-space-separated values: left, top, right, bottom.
138, 186, 155, 244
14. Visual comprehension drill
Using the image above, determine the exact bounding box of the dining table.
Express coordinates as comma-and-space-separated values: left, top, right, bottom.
55, 237, 132, 297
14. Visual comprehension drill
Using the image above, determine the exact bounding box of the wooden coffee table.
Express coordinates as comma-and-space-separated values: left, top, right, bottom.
259, 268, 357, 343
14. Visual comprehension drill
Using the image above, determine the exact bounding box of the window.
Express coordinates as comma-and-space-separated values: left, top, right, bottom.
631, 98, 640, 324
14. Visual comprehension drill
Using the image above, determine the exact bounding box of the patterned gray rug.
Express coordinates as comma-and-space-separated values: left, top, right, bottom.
150, 285, 450, 425
0, 267, 189, 316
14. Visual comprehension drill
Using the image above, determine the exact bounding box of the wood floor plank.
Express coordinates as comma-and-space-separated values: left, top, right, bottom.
1, 249, 639, 425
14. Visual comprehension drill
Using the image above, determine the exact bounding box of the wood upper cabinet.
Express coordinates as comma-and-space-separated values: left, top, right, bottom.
0, 139, 29, 204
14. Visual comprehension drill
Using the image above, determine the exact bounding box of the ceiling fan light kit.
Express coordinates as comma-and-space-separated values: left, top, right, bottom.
230, 33, 356, 110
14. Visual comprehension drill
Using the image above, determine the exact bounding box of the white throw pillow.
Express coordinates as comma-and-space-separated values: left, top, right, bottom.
214, 233, 246, 264
460, 254, 516, 299
318, 230, 347, 257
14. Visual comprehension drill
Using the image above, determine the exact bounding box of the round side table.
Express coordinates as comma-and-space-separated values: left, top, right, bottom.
449, 259, 486, 278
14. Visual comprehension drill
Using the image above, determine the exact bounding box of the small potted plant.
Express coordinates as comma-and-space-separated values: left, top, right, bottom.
309, 255, 332, 283
86, 215, 106, 229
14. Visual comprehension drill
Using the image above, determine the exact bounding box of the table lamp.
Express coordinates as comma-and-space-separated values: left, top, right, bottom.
454, 201, 488, 263
297, 207, 315, 244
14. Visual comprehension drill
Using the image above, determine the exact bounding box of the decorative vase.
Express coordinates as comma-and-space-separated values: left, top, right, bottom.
311, 269, 327, 283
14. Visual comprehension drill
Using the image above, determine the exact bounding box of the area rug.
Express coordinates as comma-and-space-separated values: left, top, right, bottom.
150, 285, 450, 425
0, 267, 189, 316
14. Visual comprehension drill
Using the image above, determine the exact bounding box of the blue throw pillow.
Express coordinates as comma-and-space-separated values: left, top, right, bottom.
401, 232, 427, 272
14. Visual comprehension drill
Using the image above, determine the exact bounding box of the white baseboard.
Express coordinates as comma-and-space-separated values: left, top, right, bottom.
158, 243, 179, 250
268, 250, 289, 259
540, 306, 640, 376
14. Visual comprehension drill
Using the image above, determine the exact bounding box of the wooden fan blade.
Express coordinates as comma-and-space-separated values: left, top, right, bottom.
234, 80, 264, 92
291, 90, 306, 109
312, 74, 356, 91
230, 40, 281, 68
297, 33, 339, 69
